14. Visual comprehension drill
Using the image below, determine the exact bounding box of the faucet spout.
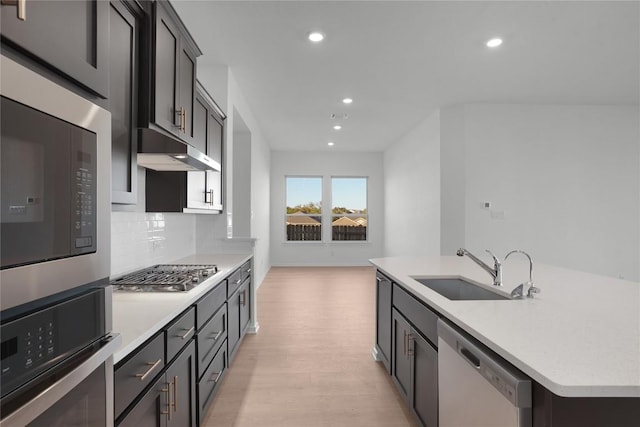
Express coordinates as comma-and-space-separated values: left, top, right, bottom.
456, 248, 503, 286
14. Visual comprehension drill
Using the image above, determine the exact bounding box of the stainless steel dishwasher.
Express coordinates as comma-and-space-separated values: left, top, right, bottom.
437, 319, 532, 427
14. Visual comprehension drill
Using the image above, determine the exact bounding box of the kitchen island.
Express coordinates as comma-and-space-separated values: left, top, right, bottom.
371, 255, 639, 426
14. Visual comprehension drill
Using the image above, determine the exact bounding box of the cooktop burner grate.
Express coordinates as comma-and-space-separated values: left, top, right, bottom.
111, 264, 218, 292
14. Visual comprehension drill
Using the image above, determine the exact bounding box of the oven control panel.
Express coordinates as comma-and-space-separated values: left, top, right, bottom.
0, 288, 105, 399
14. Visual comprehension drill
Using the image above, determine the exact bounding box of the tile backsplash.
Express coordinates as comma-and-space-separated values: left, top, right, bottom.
111, 212, 196, 277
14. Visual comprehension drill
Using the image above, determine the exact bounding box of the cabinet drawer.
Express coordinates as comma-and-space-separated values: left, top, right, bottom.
226, 268, 244, 297
115, 333, 165, 419
166, 307, 196, 363
196, 282, 226, 330
197, 305, 227, 379
198, 341, 228, 420
393, 284, 440, 347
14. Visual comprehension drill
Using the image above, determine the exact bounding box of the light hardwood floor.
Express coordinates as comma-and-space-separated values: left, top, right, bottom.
200, 266, 418, 427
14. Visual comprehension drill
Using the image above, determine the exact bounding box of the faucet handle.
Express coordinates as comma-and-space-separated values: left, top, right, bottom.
485, 249, 501, 266
527, 283, 541, 298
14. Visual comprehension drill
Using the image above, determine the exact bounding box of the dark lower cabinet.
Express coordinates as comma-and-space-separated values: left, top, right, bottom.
376, 272, 392, 372
197, 341, 228, 423
166, 342, 197, 427
118, 341, 196, 427
391, 306, 439, 427
392, 309, 412, 400
1, 0, 109, 97
117, 372, 167, 427
228, 277, 251, 363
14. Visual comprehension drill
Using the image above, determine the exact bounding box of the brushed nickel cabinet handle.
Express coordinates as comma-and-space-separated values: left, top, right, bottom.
182, 107, 187, 133
403, 330, 407, 356
407, 334, 415, 357
1, 0, 26, 21
210, 371, 222, 383
135, 358, 161, 381
376, 276, 382, 283
211, 330, 223, 341
173, 375, 178, 412
178, 326, 195, 340
160, 384, 171, 419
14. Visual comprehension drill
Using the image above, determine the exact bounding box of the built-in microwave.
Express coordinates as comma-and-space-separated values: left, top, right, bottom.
0, 55, 111, 312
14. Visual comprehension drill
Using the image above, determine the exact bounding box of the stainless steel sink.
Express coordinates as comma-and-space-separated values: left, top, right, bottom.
411, 277, 510, 301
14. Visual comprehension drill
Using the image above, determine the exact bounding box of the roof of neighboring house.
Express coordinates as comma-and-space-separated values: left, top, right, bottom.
354, 217, 368, 226
286, 214, 321, 225
332, 217, 361, 226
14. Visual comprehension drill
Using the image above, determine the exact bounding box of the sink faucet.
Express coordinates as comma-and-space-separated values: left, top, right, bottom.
456, 248, 502, 286
505, 250, 540, 298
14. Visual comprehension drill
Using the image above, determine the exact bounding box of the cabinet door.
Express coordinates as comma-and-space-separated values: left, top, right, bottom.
206, 111, 224, 210
376, 273, 392, 373
166, 341, 197, 427
391, 309, 411, 403
110, 0, 139, 205
117, 373, 167, 427
410, 331, 438, 427
239, 279, 251, 336
227, 287, 241, 361
177, 42, 197, 144
153, 2, 179, 135
1, 0, 109, 97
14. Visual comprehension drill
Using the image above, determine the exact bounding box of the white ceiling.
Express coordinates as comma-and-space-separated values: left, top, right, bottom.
172, 0, 639, 152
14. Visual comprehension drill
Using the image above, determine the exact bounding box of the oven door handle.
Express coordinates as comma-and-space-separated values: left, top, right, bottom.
0, 333, 121, 427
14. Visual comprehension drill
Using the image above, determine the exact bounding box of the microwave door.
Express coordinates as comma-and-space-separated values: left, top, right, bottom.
1, 96, 80, 268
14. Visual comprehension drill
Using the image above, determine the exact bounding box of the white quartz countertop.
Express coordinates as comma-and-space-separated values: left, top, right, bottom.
370, 256, 640, 398
111, 253, 251, 364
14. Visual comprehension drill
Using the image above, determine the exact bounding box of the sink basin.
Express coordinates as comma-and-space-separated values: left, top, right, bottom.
411, 277, 510, 301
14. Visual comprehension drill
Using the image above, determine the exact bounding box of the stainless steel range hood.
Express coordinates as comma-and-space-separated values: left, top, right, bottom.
137, 128, 220, 171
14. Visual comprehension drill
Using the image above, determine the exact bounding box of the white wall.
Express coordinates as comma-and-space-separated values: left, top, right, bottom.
383, 112, 442, 257
441, 104, 640, 281
270, 151, 384, 266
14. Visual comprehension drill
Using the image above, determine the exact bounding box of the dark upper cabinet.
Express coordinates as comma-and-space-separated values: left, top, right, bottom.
145, 82, 224, 213
151, 0, 200, 143
110, 0, 142, 205
1, 0, 109, 98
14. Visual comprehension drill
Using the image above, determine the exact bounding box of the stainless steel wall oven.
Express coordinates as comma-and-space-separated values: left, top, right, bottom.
0, 55, 118, 426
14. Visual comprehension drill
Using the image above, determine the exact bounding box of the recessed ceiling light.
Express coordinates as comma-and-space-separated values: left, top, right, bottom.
486, 38, 503, 48
342, 98, 353, 104
333, 125, 342, 130
328, 142, 335, 146
308, 31, 325, 42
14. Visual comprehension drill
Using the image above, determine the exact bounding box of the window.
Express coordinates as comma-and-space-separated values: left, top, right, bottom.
331, 177, 367, 241
285, 176, 322, 241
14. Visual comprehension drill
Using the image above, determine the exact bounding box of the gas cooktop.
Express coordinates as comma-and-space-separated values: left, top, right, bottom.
111, 264, 218, 292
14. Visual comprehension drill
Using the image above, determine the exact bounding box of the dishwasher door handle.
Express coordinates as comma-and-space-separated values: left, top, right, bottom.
459, 346, 481, 369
